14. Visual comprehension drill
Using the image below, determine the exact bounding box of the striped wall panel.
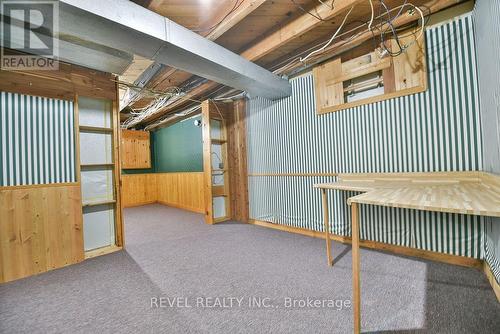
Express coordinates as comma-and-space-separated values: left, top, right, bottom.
484, 221, 500, 283
0, 92, 76, 187
247, 15, 485, 259
474, 0, 500, 283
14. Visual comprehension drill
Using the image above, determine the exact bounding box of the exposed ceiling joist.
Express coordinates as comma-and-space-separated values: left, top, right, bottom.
240, 0, 367, 61
131, 0, 360, 126
124, 0, 269, 120
134, 0, 462, 128
274, 0, 462, 75
40, 0, 291, 100
204, 0, 268, 40
136, 0, 370, 126
135, 0, 268, 97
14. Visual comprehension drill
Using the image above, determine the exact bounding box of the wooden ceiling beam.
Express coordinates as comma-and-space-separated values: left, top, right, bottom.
272, 0, 460, 75
204, 0, 268, 40
133, 0, 460, 127
240, 0, 367, 61
127, 0, 267, 125
134, 0, 359, 125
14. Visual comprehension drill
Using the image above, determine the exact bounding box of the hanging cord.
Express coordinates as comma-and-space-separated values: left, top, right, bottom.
209, 99, 225, 120
192, 0, 244, 35
299, 5, 355, 62
276, 1, 427, 73
317, 0, 336, 10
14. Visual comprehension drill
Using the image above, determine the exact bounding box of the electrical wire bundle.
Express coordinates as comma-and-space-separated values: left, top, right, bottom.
140, 88, 244, 131
375, 0, 426, 57
124, 0, 429, 129
120, 77, 211, 129
281, 0, 428, 74
122, 93, 178, 129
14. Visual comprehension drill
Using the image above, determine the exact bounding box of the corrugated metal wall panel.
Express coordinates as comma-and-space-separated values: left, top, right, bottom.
0, 92, 76, 186
474, 0, 500, 283
247, 15, 485, 259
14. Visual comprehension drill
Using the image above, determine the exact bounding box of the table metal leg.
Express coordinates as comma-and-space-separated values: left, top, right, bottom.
321, 189, 333, 266
351, 202, 361, 334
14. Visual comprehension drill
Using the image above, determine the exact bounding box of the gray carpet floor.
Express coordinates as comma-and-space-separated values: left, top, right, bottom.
1, 204, 499, 334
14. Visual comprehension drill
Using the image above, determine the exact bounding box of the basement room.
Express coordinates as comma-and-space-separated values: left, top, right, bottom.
0, 0, 499, 333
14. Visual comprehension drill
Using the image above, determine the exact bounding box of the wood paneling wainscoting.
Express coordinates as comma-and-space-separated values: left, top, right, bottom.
0, 184, 84, 283
121, 130, 152, 169
121, 173, 204, 213
157, 173, 204, 213
121, 174, 157, 208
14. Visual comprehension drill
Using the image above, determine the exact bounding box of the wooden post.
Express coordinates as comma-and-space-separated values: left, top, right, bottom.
201, 100, 214, 224
321, 189, 332, 266
351, 202, 361, 334
113, 81, 124, 248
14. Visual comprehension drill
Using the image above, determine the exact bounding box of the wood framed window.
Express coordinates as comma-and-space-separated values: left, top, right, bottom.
313, 32, 427, 114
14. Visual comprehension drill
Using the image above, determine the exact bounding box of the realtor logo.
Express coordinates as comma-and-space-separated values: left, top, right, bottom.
1, 0, 59, 70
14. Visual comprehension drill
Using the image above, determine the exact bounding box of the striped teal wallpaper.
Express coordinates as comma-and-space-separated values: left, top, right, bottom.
247, 15, 485, 259
0, 92, 76, 187
474, 0, 500, 283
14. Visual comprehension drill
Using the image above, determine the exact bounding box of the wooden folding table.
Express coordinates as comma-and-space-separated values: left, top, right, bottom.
315, 171, 500, 334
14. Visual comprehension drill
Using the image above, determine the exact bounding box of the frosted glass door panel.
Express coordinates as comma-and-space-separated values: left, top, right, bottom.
81, 169, 114, 203
83, 205, 115, 251
213, 197, 226, 219
79, 97, 112, 128
210, 119, 222, 140
79, 96, 116, 253
80, 132, 113, 165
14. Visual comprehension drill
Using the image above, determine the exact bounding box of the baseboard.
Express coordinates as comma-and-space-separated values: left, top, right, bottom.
248, 219, 483, 269
85, 245, 123, 260
483, 261, 500, 302
122, 200, 156, 208
157, 200, 205, 214
123, 200, 204, 214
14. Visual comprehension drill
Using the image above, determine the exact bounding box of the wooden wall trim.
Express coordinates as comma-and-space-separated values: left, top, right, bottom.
248, 219, 483, 269
157, 200, 205, 214
0, 63, 116, 101
112, 87, 124, 248
123, 200, 157, 208
228, 99, 249, 222
248, 173, 338, 177
0, 182, 80, 191
318, 86, 427, 115
201, 101, 213, 223
483, 261, 500, 302
85, 245, 123, 260
156, 172, 204, 175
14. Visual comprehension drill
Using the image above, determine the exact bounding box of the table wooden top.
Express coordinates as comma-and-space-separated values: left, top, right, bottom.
314, 171, 500, 217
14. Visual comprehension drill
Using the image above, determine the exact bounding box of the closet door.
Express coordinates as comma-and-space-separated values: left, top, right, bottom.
77, 96, 120, 253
